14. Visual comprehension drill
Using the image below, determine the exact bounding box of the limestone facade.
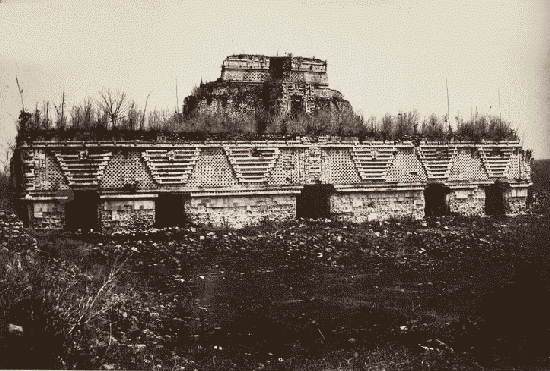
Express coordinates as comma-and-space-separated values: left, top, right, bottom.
12, 139, 532, 231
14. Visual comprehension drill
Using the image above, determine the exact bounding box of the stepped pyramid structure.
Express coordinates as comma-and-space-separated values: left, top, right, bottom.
183, 54, 353, 120
11, 54, 533, 231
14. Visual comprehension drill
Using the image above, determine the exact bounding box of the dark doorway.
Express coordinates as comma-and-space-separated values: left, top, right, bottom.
485, 181, 507, 216
290, 96, 303, 117
424, 183, 450, 217
155, 193, 189, 228
65, 191, 99, 231
18, 203, 30, 227
296, 184, 334, 219
268, 57, 286, 79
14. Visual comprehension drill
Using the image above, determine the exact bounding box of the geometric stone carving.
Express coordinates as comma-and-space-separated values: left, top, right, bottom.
141, 148, 200, 185
324, 148, 361, 184
479, 146, 512, 179
386, 148, 427, 183
102, 151, 156, 189
187, 147, 238, 187
224, 146, 280, 184
448, 149, 488, 182
52, 150, 112, 187
267, 148, 305, 185
416, 146, 457, 181
352, 146, 397, 181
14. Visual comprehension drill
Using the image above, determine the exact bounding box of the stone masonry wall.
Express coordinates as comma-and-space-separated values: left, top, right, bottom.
330, 190, 425, 223
506, 187, 529, 214
99, 199, 155, 233
448, 187, 486, 216
30, 202, 65, 230
186, 194, 296, 229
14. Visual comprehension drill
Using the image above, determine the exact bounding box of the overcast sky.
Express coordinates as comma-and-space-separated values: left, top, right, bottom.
1, 0, 549, 158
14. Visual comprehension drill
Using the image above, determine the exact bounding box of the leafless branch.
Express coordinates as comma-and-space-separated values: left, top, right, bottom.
98, 89, 128, 129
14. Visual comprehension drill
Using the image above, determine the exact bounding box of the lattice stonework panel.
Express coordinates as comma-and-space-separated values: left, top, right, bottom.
504, 152, 521, 180
385, 149, 427, 183
325, 149, 361, 184
224, 146, 280, 184
352, 146, 396, 181
187, 147, 238, 187
102, 151, 156, 189
52, 150, 112, 187
417, 146, 457, 181
290, 71, 305, 83
243, 71, 267, 82
45, 152, 70, 190
141, 148, 200, 185
267, 148, 297, 185
21, 150, 35, 191
479, 147, 512, 179
520, 154, 531, 180
448, 149, 488, 182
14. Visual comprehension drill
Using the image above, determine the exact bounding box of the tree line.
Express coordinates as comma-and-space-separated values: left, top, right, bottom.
15, 90, 519, 143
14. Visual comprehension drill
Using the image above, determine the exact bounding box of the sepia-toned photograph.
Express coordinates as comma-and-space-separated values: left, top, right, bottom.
1, 0, 549, 369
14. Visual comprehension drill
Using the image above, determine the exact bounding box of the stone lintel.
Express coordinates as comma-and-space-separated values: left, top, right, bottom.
99, 194, 159, 200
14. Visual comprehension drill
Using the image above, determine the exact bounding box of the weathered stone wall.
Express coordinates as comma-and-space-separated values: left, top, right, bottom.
99, 199, 155, 232
330, 189, 425, 223
14, 140, 532, 231
506, 187, 529, 214
0, 211, 26, 240
186, 194, 296, 229
448, 187, 486, 216
30, 201, 65, 230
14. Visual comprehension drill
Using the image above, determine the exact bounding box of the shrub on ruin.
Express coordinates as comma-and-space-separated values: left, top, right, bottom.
14, 92, 520, 143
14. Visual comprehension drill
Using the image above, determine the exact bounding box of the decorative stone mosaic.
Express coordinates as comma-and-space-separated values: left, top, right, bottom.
44, 152, 70, 191
187, 147, 239, 187
479, 147, 512, 179
102, 151, 156, 189
416, 146, 457, 181
324, 149, 361, 184
448, 149, 488, 182
267, 148, 297, 185
385, 149, 427, 183
224, 146, 280, 184
352, 146, 397, 181
141, 148, 200, 185
52, 150, 112, 187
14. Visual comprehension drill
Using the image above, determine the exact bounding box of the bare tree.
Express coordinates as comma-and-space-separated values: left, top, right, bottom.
141, 93, 150, 130
15, 76, 25, 111
70, 98, 95, 129
122, 101, 140, 131
98, 89, 128, 129
54, 92, 66, 130
0, 139, 15, 176
381, 113, 394, 140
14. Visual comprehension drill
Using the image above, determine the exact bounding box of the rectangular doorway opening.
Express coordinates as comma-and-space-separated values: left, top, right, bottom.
424, 183, 451, 217
155, 193, 190, 228
485, 181, 508, 216
296, 184, 334, 219
65, 190, 100, 231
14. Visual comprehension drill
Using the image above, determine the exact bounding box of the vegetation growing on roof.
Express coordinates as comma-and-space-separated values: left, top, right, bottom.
15, 91, 519, 143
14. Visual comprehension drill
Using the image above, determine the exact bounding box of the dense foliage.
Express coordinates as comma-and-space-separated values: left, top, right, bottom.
15, 91, 518, 143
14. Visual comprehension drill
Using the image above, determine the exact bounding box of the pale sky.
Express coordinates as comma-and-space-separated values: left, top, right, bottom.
1, 0, 549, 158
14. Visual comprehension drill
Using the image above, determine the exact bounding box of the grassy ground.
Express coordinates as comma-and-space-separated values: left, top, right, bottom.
0, 160, 549, 370
2, 212, 549, 370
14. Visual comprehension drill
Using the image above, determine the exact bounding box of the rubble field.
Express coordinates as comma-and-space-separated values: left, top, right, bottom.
1, 205, 550, 370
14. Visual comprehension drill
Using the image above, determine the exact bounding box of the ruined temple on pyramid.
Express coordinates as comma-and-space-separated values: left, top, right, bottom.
11, 53, 533, 232
183, 54, 353, 119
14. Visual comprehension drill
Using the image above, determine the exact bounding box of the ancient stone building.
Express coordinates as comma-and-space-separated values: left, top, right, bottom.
12, 139, 532, 231
11, 54, 532, 231
183, 54, 352, 119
